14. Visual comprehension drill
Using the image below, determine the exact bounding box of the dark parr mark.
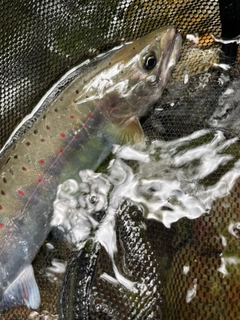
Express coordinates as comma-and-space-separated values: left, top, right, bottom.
54, 108, 58, 112
22, 167, 27, 171
14, 155, 18, 159
76, 90, 79, 94
26, 142, 31, 146
2, 178, 7, 183
1, 191, 6, 196
34, 129, 38, 134
46, 125, 50, 130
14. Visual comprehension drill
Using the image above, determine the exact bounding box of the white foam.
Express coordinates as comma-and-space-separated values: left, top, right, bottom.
212, 34, 240, 44
186, 279, 197, 303
186, 34, 199, 44
52, 129, 240, 291
183, 265, 190, 275
218, 257, 240, 276
228, 221, 240, 238
53, 129, 240, 233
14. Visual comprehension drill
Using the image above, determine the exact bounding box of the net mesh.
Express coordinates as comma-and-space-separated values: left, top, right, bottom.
1, 0, 240, 319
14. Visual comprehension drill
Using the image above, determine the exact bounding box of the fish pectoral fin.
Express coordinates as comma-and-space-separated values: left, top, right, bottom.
104, 117, 145, 145
0, 264, 40, 311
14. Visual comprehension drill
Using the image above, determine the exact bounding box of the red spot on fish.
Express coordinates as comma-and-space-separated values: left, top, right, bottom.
37, 178, 42, 183
88, 113, 93, 119
59, 149, 64, 153
9, 169, 14, 175
0, 223, 4, 228
17, 190, 25, 196
46, 125, 50, 130
22, 167, 27, 171
60, 133, 66, 138
53, 162, 57, 166
70, 115, 74, 120
38, 159, 45, 165
41, 138, 45, 142
74, 135, 78, 139
0, 206, 2, 210
23, 290, 27, 302
1, 191, 5, 196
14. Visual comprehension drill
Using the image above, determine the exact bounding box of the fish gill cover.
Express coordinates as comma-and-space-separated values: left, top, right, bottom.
1, 0, 240, 319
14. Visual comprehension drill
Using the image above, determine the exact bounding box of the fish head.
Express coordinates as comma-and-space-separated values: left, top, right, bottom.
104, 26, 182, 126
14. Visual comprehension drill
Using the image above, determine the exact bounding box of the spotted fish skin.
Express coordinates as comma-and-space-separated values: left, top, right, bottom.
0, 26, 181, 310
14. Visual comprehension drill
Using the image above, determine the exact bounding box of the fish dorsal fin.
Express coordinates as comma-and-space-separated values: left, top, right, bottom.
0, 264, 40, 311
104, 117, 145, 146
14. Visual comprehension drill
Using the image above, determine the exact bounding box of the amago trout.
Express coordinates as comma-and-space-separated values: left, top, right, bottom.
0, 26, 181, 311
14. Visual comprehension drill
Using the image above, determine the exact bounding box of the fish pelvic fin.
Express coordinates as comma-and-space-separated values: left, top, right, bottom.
104, 117, 145, 146
0, 264, 40, 311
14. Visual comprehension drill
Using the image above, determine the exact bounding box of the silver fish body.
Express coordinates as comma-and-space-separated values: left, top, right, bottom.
0, 26, 181, 310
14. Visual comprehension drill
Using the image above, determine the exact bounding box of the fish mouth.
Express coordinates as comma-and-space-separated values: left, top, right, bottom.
159, 30, 182, 84
168, 32, 182, 68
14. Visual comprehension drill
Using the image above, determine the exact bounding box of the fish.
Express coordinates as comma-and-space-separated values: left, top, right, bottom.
0, 26, 182, 311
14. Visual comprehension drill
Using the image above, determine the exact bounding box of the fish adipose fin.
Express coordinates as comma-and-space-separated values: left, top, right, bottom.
104, 117, 145, 146
0, 264, 40, 311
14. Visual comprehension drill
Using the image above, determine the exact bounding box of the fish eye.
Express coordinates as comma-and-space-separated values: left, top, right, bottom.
142, 53, 157, 70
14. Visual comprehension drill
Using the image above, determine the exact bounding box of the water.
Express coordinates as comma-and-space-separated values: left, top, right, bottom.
51, 129, 240, 307
53, 129, 240, 236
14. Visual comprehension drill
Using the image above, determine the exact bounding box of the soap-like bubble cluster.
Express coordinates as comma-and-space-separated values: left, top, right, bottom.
53, 129, 240, 245
52, 172, 111, 245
